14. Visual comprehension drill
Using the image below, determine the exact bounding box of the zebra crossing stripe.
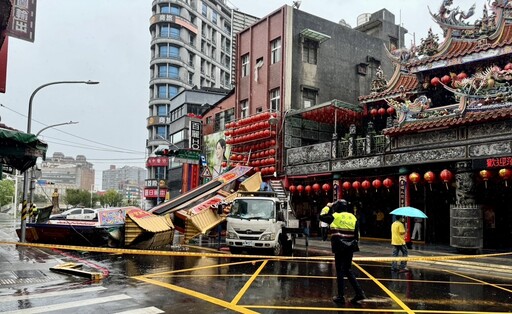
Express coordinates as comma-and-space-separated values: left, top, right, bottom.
3, 294, 131, 314
0, 286, 107, 303
114, 307, 164, 314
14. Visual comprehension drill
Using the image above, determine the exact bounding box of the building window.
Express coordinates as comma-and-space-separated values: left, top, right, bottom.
270, 88, 280, 112
160, 25, 170, 37
302, 38, 318, 64
170, 26, 180, 39
171, 130, 184, 143
156, 126, 167, 139
160, 5, 170, 14
212, 11, 218, 24
169, 85, 179, 98
170, 5, 180, 15
169, 46, 179, 59
157, 105, 168, 116
240, 100, 248, 118
241, 54, 249, 77
214, 111, 225, 132
158, 85, 179, 99
302, 88, 318, 108
271, 37, 281, 64
226, 108, 235, 123
202, 3, 207, 16
206, 116, 212, 125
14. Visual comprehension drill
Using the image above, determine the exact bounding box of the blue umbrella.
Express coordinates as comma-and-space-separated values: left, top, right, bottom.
389, 206, 428, 218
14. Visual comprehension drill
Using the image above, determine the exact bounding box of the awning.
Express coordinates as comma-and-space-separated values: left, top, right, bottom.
300, 28, 331, 44
0, 123, 48, 172
286, 99, 363, 126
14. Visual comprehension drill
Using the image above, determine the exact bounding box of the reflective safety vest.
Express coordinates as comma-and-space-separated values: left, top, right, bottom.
330, 212, 357, 233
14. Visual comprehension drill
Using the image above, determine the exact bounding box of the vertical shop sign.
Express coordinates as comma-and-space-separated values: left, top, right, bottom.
7, 0, 37, 42
189, 120, 201, 150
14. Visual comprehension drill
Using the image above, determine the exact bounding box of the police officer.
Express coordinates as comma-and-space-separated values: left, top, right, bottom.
320, 199, 366, 305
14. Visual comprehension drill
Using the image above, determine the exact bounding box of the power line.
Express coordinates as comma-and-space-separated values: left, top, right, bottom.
1, 103, 145, 154
44, 137, 145, 155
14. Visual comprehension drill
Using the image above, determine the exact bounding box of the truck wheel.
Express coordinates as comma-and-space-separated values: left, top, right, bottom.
272, 241, 283, 256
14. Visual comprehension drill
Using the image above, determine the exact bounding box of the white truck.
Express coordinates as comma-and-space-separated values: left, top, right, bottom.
225, 191, 303, 256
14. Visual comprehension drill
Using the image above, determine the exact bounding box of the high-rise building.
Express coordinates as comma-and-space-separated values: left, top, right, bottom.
102, 165, 146, 191
145, 1, 258, 207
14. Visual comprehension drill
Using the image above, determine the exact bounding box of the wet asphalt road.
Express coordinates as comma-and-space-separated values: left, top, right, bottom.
1, 213, 512, 313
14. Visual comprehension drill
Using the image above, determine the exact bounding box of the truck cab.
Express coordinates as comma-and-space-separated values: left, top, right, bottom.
226, 191, 300, 256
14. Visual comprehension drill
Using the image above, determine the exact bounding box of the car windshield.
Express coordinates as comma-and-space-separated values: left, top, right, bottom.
230, 199, 275, 220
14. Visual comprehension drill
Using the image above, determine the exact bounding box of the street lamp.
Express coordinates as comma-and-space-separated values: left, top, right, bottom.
20, 80, 99, 242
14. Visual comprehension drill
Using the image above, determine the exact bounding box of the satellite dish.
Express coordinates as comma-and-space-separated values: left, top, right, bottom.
292, 0, 301, 9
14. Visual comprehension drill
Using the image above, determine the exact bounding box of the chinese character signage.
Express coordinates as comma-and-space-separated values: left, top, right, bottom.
146, 156, 169, 167
7, 0, 37, 42
473, 156, 512, 169
189, 120, 201, 151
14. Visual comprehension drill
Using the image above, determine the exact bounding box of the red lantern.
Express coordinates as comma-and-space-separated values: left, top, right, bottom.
312, 183, 321, 192
372, 179, 382, 192
322, 183, 331, 193
424, 171, 436, 191
361, 180, 371, 193
342, 181, 351, 190
386, 106, 395, 116
431, 77, 440, 86
305, 185, 312, 194
383, 178, 393, 191
378, 108, 386, 117
370, 108, 378, 118
409, 172, 420, 191
441, 75, 451, 85
297, 185, 304, 194
499, 168, 512, 187
352, 181, 361, 190
456, 72, 467, 80
479, 170, 492, 189
288, 185, 296, 193
440, 169, 453, 190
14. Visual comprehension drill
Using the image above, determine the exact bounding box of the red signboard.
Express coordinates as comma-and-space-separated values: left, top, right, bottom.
146, 156, 169, 167
143, 187, 167, 198
473, 156, 512, 169
7, 0, 37, 42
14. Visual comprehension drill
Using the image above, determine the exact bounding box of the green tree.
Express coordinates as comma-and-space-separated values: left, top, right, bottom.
0, 179, 15, 207
99, 189, 123, 207
64, 189, 96, 207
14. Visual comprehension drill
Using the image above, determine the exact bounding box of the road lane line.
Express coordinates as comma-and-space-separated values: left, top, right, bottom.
133, 275, 258, 314
230, 260, 268, 305
442, 269, 512, 294
144, 259, 268, 278
352, 262, 414, 314
0, 286, 107, 303
114, 306, 164, 314
3, 294, 131, 314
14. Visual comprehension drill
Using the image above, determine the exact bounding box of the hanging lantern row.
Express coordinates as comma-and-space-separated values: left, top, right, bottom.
369, 106, 395, 119
341, 178, 393, 192
479, 168, 512, 188
301, 106, 361, 125
230, 139, 276, 153
287, 183, 331, 195
226, 129, 276, 145
407, 169, 453, 190
226, 112, 276, 129
429, 72, 467, 88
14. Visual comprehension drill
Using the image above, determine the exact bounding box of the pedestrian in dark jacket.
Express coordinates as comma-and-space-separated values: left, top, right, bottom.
319, 200, 366, 305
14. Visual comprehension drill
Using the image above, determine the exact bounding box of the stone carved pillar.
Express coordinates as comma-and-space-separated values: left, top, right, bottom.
331, 133, 338, 159
366, 121, 375, 155
347, 124, 356, 157
450, 161, 483, 250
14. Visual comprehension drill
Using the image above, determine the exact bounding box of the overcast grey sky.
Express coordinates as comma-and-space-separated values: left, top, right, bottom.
0, 0, 478, 189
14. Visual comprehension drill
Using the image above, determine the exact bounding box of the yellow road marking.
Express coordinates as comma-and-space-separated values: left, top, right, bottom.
133, 275, 258, 314
243, 304, 405, 312
144, 259, 268, 278
442, 269, 512, 294
231, 260, 268, 305
353, 261, 414, 314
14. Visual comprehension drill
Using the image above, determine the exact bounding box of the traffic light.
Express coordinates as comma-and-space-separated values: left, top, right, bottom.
155, 147, 177, 156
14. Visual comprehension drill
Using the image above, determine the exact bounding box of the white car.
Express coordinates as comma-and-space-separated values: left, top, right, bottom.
50, 208, 98, 220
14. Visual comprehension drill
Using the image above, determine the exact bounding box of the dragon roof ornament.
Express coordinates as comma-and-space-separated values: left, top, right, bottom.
370, 66, 388, 94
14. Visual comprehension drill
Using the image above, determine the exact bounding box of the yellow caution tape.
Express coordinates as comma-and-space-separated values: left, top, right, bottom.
1, 241, 512, 263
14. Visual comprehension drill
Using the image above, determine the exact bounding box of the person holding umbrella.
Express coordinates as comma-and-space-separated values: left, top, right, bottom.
391, 215, 408, 272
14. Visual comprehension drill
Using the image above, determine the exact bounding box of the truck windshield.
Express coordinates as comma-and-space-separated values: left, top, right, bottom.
230, 199, 275, 220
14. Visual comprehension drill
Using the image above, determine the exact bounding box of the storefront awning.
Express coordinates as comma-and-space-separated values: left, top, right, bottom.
0, 124, 48, 172
286, 99, 363, 126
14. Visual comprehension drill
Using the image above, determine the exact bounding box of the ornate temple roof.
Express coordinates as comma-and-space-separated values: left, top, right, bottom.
359, 69, 418, 103
383, 106, 512, 136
